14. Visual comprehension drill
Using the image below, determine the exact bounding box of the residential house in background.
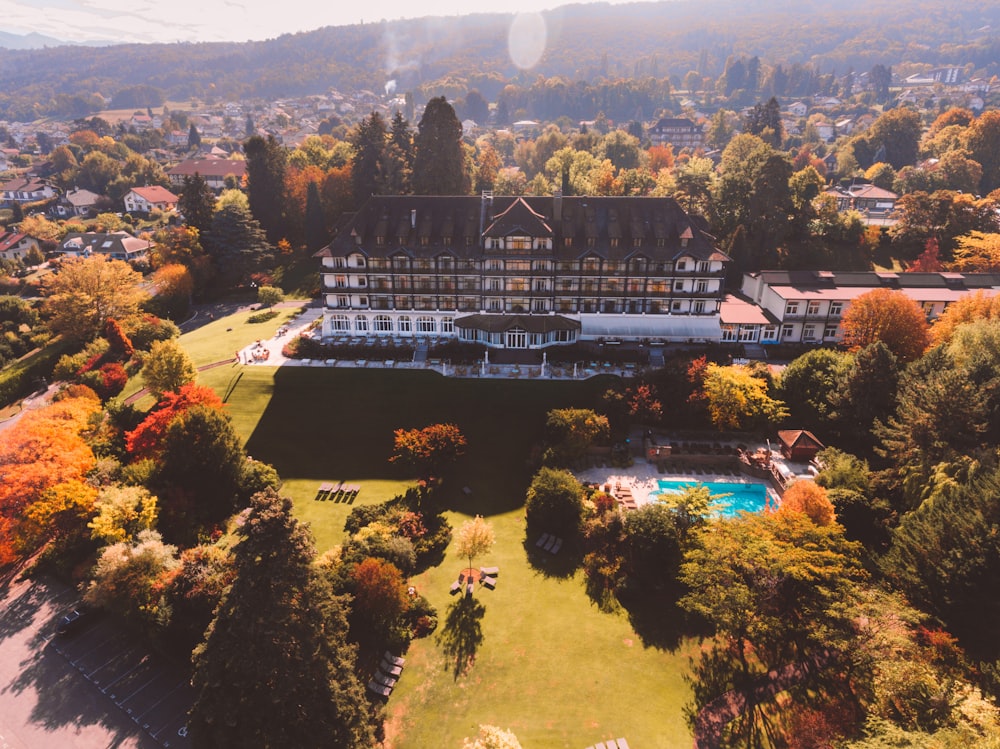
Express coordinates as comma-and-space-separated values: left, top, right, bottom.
59, 231, 151, 262
823, 182, 899, 225
648, 117, 704, 151
1, 177, 57, 205
317, 194, 730, 348
0, 230, 41, 261
124, 185, 179, 214
53, 187, 101, 218
740, 270, 1000, 345
166, 155, 246, 192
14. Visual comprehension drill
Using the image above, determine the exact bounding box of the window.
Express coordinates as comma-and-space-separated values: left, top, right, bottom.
398, 316, 411, 332
722, 324, 738, 342
508, 236, 530, 249
695, 280, 708, 293
674, 280, 685, 291
416, 316, 436, 333
697, 261, 709, 272
354, 315, 369, 332
739, 327, 758, 342
374, 315, 393, 332
807, 300, 821, 316
357, 296, 368, 307
785, 302, 800, 315
534, 280, 547, 291
824, 324, 839, 338
610, 238, 619, 248
489, 259, 503, 271
781, 324, 794, 339
352, 256, 366, 268
672, 301, 682, 311
803, 324, 817, 341
694, 300, 706, 313
489, 278, 503, 291
762, 325, 778, 342
829, 302, 843, 316
677, 260, 687, 270
331, 314, 350, 331
440, 317, 454, 333
332, 257, 346, 268
336, 295, 349, 308
335, 275, 348, 287
533, 300, 547, 312
489, 299, 503, 311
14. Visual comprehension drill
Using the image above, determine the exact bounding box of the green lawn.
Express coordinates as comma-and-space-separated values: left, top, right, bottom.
183, 321, 695, 748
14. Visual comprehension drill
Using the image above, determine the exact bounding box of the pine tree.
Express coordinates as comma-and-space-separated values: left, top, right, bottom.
412, 96, 468, 196
350, 111, 388, 204
188, 123, 201, 151
203, 203, 273, 289
189, 489, 374, 749
304, 181, 327, 252
178, 174, 216, 237
243, 134, 289, 244
384, 111, 413, 195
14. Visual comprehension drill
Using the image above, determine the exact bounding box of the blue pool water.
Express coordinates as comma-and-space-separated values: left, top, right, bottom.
656, 479, 770, 518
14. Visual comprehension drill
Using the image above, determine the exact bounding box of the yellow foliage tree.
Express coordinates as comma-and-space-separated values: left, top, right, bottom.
841, 288, 930, 363
930, 289, 1000, 346
779, 480, 836, 526
948, 230, 1000, 273
43, 255, 148, 342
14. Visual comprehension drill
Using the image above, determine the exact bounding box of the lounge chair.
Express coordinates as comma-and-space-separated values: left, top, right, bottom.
367, 681, 392, 697
482, 576, 497, 589
535, 533, 551, 548
480, 566, 499, 577
449, 580, 461, 595
373, 670, 397, 688
316, 481, 334, 500
379, 659, 403, 677
383, 651, 405, 667
550, 538, 563, 554
466, 581, 474, 597
617, 739, 630, 749
543, 535, 557, 552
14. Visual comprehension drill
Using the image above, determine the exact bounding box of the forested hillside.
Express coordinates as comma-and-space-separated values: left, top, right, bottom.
1, 0, 999, 121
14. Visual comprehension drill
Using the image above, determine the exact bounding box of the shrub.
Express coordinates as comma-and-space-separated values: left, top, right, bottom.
124, 314, 180, 351
247, 309, 279, 324
404, 594, 438, 637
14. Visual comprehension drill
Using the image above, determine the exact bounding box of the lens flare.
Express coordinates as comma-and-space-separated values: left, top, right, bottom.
508, 12, 546, 70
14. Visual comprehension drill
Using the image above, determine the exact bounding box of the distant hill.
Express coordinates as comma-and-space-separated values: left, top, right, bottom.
0, 0, 998, 121
0, 30, 71, 50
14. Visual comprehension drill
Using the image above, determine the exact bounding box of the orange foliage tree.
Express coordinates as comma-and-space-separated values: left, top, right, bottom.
841, 288, 930, 363
389, 423, 466, 483
125, 384, 225, 459
348, 557, 408, 638
778, 480, 836, 526
930, 289, 1000, 346
0, 393, 100, 564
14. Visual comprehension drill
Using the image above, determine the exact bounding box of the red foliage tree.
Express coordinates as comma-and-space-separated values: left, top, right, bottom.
94, 362, 128, 400
103, 317, 135, 360
125, 384, 225, 459
349, 557, 408, 636
389, 423, 466, 483
907, 238, 943, 272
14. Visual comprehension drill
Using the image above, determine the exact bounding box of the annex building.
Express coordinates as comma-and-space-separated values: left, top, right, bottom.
316, 194, 730, 350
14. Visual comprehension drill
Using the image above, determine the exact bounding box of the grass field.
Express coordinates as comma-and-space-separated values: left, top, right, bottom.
182, 318, 696, 748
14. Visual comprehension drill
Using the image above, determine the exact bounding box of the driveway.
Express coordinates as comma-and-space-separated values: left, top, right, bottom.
0, 574, 162, 749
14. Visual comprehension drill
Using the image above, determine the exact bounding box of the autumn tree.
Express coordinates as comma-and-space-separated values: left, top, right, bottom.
125, 383, 224, 459
948, 230, 1000, 273
43, 255, 148, 342
456, 515, 495, 574
701, 363, 787, 430
463, 725, 523, 749
389, 423, 467, 483
18, 479, 98, 553
141, 338, 197, 400
930, 289, 1000, 346
542, 408, 610, 467
89, 485, 159, 544
189, 489, 374, 748
779, 480, 836, 526
841, 288, 929, 363
347, 556, 408, 642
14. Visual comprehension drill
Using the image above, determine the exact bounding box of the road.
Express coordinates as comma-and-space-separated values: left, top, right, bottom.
0, 574, 161, 749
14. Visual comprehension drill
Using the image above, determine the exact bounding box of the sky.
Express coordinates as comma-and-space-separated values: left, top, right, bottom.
2, 0, 638, 45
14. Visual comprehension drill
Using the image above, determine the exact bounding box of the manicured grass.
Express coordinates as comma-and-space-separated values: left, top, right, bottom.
182, 321, 695, 747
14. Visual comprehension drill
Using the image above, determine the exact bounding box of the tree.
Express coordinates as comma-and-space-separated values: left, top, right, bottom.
85, 529, 180, 629
525, 467, 584, 538
456, 515, 495, 574
742, 97, 784, 147
542, 408, 610, 467
43, 255, 148, 342
347, 556, 408, 641
189, 489, 374, 749
89, 485, 159, 544
389, 423, 466, 483
701, 363, 788, 430
244, 134, 289, 243
930, 289, 1000, 346
384, 110, 414, 195
949, 230, 1000, 273
778, 349, 850, 431
412, 96, 468, 195
126, 384, 224, 459
303, 181, 327, 252
463, 725, 523, 749
202, 202, 274, 289
856, 107, 922, 170
19, 479, 98, 552
178, 174, 216, 237
962, 109, 1000, 195
841, 288, 929, 363
831, 341, 899, 449
680, 512, 866, 746
141, 338, 197, 400
779, 480, 835, 526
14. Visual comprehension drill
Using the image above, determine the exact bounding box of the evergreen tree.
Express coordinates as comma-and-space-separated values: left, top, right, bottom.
243, 134, 289, 244
304, 181, 327, 252
189, 489, 374, 749
203, 203, 273, 289
350, 111, 388, 203
412, 96, 468, 196
188, 123, 201, 151
178, 174, 216, 237
384, 111, 413, 195
742, 97, 784, 147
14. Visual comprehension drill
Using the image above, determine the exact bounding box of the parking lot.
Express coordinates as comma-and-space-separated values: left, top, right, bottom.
49, 617, 194, 749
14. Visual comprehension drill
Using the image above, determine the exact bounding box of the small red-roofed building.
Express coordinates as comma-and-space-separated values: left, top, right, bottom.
0, 230, 41, 261
124, 185, 179, 214
777, 430, 824, 462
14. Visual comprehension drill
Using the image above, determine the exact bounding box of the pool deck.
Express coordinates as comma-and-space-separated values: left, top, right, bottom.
575, 458, 775, 508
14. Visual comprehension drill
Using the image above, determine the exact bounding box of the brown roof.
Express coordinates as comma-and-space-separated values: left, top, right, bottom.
167, 157, 246, 179
131, 185, 178, 203
777, 430, 824, 450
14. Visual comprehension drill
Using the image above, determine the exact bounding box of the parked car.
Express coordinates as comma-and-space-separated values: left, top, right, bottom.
55, 607, 92, 636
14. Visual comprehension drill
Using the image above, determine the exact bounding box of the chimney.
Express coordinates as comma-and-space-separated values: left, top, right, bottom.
411, 208, 416, 229
553, 188, 563, 222
479, 190, 493, 242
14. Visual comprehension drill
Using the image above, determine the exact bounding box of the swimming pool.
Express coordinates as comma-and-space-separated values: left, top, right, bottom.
656, 479, 770, 518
